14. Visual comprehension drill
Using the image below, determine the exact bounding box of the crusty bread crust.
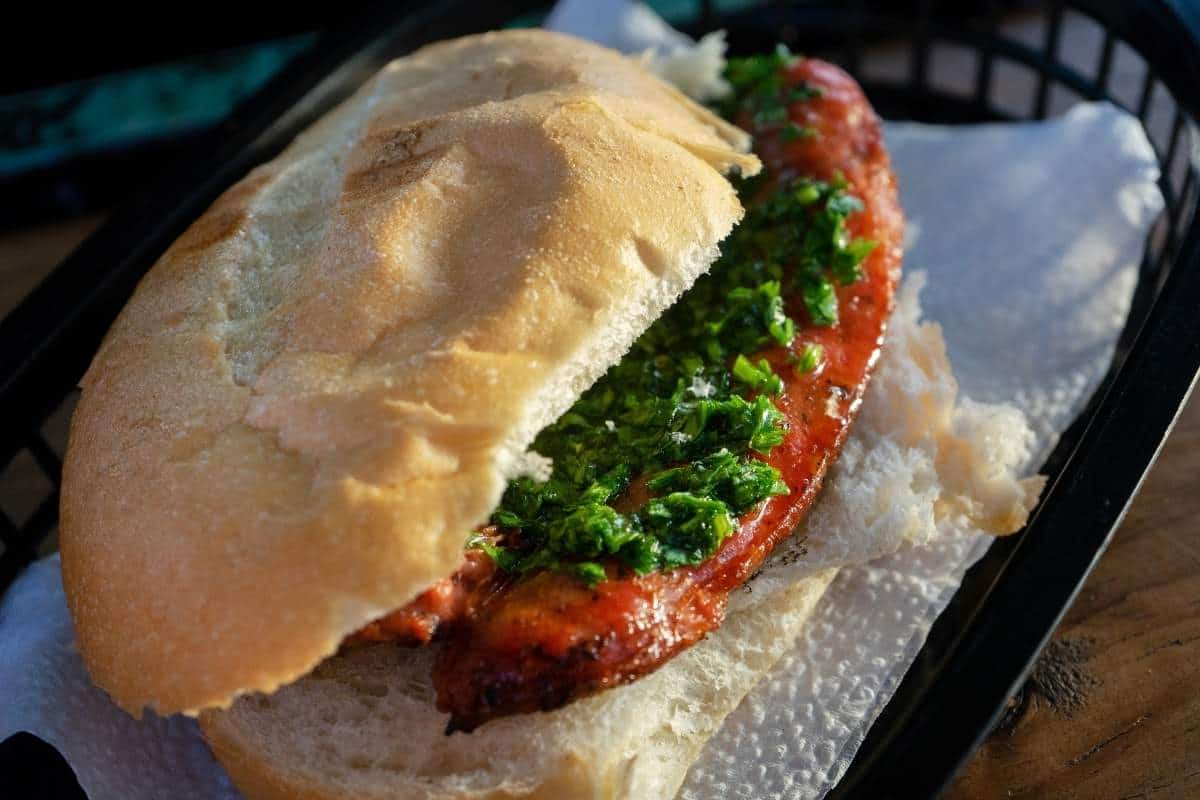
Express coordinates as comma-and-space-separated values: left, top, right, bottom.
59, 29, 760, 717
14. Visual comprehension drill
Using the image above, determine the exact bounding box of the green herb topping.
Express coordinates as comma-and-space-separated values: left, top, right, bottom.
722, 45, 821, 140
794, 342, 825, 375
470, 50, 876, 585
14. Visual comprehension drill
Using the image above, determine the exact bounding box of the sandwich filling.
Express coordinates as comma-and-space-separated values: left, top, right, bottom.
350, 50, 904, 732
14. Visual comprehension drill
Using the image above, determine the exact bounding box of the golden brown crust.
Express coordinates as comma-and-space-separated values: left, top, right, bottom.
59, 29, 759, 716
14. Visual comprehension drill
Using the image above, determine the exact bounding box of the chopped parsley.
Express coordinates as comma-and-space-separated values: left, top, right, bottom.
794, 343, 825, 375
470, 48, 876, 586
780, 122, 818, 142
732, 174, 879, 326
722, 45, 822, 140
732, 354, 784, 395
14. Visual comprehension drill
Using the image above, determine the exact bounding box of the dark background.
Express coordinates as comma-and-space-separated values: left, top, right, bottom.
0, 1, 1022, 230
0, 6, 372, 93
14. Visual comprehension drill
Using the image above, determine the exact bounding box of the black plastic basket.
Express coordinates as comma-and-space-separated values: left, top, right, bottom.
2, 1, 1198, 797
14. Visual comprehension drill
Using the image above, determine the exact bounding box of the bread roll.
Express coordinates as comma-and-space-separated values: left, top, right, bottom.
202, 573, 836, 800
59, 29, 759, 717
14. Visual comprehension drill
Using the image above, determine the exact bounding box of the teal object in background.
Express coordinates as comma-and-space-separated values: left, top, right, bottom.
0, 36, 313, 177
0, 1, 768, 179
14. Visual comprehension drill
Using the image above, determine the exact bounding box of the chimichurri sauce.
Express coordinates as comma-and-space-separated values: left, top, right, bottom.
475, 48, 876, 585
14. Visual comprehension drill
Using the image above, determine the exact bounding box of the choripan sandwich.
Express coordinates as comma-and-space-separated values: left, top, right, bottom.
59, 28, 1041, 799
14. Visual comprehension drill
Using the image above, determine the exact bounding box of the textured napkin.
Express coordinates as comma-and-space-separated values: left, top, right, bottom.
0, 6, 1162, 799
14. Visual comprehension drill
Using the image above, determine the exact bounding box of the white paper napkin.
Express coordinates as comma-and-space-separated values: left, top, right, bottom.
0, 5, 1163, 798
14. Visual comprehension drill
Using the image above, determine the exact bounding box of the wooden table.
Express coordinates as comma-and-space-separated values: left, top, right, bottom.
947, 394, 1200, 799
